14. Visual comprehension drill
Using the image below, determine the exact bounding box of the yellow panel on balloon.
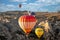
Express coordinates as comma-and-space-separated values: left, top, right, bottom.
35, 28, 44, 38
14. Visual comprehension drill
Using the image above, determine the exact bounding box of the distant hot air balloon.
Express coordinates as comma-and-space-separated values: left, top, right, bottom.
35, 28, 44, 38
19, 4, 22, 8
18, 15, 37, 35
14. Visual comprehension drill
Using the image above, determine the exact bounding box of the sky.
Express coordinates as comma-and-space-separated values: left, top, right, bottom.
0, 0, 60, 12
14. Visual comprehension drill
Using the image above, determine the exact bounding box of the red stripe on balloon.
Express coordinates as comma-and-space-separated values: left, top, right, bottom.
19, 15, 36, 22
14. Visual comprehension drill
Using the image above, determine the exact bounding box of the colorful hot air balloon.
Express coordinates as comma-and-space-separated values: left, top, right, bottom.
35, 28, 44, 38
18, 15, 36, 35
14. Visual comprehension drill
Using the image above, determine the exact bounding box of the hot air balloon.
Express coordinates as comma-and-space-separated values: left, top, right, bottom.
18, 15, 37, 35
19, 4, 22, 8
35, 28, 44, 38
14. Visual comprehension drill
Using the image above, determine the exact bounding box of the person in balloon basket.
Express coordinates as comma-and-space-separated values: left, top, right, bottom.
28, 12, 36, 17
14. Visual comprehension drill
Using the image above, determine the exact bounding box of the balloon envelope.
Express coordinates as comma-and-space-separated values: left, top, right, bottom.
35, 28, 44, 38
18, 15, 36, 35
19, 4, 22, 8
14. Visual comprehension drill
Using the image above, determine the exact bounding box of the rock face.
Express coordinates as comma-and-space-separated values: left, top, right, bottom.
0, 11, 60, 40
0, 23, 12, 40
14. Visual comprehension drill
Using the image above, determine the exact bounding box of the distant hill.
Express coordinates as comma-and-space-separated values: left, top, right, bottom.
0, 11, 60, 21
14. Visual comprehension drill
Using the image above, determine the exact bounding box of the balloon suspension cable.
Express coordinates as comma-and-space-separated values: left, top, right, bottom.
26, 34, 29, 40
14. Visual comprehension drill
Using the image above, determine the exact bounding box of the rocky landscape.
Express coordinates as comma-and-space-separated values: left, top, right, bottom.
0, 11, 60, 40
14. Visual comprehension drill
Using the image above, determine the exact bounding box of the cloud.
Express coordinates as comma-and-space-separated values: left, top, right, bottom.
20, 3, 48, 12
21, 3, 38, 11
56, 0, 60, 3
10, 0, 27, 2
22, 3, 27, 4
55, 6, 60, 11
0, 2, 60, 12
0, 4, 18, 12
35, 0, 59, 6
22, 2, 60, 12
39, 8, 49, 12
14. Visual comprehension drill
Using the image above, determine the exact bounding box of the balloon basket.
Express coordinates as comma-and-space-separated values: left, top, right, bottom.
38, 38, 40, 40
